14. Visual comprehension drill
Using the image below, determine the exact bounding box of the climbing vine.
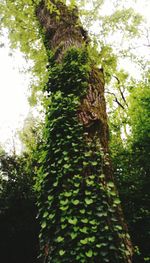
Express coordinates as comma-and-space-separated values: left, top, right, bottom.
35, 47, 131, 263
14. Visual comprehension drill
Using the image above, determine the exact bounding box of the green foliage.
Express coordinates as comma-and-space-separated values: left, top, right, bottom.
19, 112, 44, 154
0, 0, 144, 106
102, 8, 142, 37
110, 82, 150, 262
128, 85, 150, 143
35, 47, 130, 262
0, 153, 39, 263
0, 0, 48, 104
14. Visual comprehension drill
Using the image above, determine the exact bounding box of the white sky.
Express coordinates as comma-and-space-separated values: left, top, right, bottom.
0, 0, 150, 154
0, 47, 30, 153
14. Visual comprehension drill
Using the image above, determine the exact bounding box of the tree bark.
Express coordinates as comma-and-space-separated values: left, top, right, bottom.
36, 1, 133, 262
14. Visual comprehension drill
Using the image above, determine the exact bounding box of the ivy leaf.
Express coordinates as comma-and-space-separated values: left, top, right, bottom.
90, 219, 97, 225
107, 181, 114, 187
80, 209, 85, 214
86, 249, 93, 258
92, 161, 98, 166
110, 191, 116, 196
53, 181, 58, 187
85, 190, 91, 195
48, 195, 53, 201
68, 217, 78, 225
86, 179, 94, 186
81, 218, 88, 223
64, 191, 72, 197
72, 199, 80, 205
70, 232, 77, 239
59, 250, 65, 256
80, 238, 88, 244
61, 224, 67, 229
88, 236, 95, 243
63, 151, 68, 155
67, 135, 72, 139
63, 164, 71, 169
114, 198, 121, 204
85, 198, 93, 205
83, 161, 88, 166
41, 221, 47, 229
64, 156, 69, 161
60, 205, 69, 211
49, 213, 55, 219
84, 151, 92, 157
43, 211, 49, 218
60, 199, 69, 205
56, 236, 64, 243
80, 227, 88, 233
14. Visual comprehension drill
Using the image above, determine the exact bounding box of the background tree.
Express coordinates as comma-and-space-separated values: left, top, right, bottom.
109, 76, 150, 262
0, 151, 39, 263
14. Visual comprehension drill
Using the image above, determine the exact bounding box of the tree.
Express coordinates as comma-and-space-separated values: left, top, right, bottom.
0, 152, 39, 263
0, 0, 144, 262
33, 1, 133, 262
110, 78, 150, 262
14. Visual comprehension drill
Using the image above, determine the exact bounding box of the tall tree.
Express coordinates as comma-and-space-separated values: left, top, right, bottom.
1, 0, 143, 262
34, 1, 132, 262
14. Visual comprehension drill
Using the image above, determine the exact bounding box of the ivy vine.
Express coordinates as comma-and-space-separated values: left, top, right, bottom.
36, 47, 130, 262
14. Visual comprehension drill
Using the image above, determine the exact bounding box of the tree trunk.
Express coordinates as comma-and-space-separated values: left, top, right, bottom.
36, 1, 133, 262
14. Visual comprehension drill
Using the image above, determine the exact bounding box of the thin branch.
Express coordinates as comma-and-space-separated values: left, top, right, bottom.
112, 75, 128, 107
105, 91, 125, 109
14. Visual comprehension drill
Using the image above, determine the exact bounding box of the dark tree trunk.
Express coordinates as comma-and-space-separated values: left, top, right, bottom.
36, 1, 133, 262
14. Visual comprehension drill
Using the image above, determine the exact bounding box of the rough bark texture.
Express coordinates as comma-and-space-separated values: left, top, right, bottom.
36, 1, 133, 262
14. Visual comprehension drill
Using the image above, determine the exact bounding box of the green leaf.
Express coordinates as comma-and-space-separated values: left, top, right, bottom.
80, 238, 88, 244
68, 217, 78, 225
83, 161, 88, 166
80, 227, 88, 233
90, 219, 97, 225
70, 232, 77, 239
43, 211, 49, 218
48, 195, 53, 201
63, 151, 68, 155
86, 179, 94, 186
59, 250, 65, 256
53, 181, 58, 186
61, 224, 67, 229
60, 205, 69, 211
63, 164, 71, 169
49, 213, 55, 219
84, 151, 92, 157
92, 161, 98, 166
86, 249, 93, 258
85, 190, 91, 195
41, 221, 46, 229
72, 199, 80, 205
88, 236, 95, 242
67, 135, 72, 139
110, 191, 116, 196
64, 156, 69, 161
107, 181, 114, 187
114, 198, 121, 204
80, 209, 85, 214
64, 191, 72, 197
81, 218, 88, 223
56, 236, 64, 243
85, 198, 93, 205
60, 199, 69, 205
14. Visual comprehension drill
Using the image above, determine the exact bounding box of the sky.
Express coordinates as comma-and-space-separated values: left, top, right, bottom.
0, 0, 150, 154
0, 46, 30, 153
